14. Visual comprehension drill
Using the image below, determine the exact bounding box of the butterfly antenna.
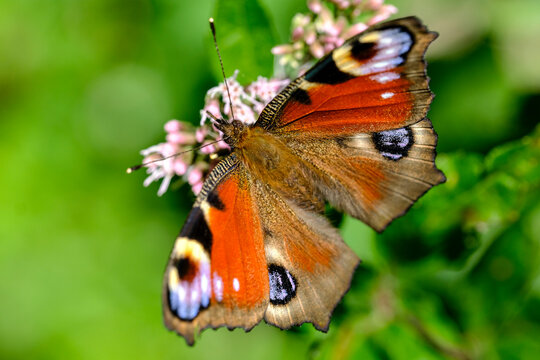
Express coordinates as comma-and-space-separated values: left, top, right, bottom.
209, 18, 236, 121
126, 139, 221, 174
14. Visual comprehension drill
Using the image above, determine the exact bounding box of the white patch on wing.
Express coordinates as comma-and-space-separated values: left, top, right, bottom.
381, 92, 394, 99
358, 28, 412, 76
213, 272, 223, 302
233, 278, 240, 292
370, 72, 400, 84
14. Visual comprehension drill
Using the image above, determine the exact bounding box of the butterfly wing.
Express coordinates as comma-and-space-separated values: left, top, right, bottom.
255, 17, 444, 231
162, 154, 269, 345
163, 153, 358, 343
250, 180, 360, 330
257, 16, 436, 135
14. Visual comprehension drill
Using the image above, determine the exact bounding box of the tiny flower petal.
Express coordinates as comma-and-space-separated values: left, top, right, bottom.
217, 140, 230, 150
366, 0, 384, 11
191, 181, 204, 195
292, 26, 305, 41
367, 5, 398, 26
188, 167, 203, 185
304, 29, 317, 45
195, 127, 207, 143
200, 143, 216, 154
166, 132, 195, 145
164, 119, 183, 133
310, 41, 325, 58
308, 0, 322, 14
342, 22, 368, 39
157, 174, 173, 196
173, 159, 188, 175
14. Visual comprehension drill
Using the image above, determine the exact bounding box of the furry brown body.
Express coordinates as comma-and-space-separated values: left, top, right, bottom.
219, 120, 327, 211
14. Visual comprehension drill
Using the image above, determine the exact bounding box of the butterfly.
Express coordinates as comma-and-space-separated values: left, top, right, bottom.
162, 16, 445, 345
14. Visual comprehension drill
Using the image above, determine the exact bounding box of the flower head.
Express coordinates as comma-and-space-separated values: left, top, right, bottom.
272, 0, 398, 77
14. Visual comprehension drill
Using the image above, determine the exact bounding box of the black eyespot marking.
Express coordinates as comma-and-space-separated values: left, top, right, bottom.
268, 264, 297, 305
351, 40, 377, 61
305, 55, 353, 84
207, 190, 225, 210
291, 88, 312, 105
174, 257, 191, 278
372, 127, 413, 161
179, 207, 212, 252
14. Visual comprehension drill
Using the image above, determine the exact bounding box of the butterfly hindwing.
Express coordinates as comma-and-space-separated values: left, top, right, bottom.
253, 183, 360, 330
287, 119, 445, 231
257, 16, 436, 135
162, 154, 269, 345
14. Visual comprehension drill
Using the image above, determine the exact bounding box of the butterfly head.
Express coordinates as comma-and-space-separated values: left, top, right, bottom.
215, 119, 248, 148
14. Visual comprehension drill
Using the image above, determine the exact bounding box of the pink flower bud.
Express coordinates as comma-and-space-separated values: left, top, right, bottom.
342, 22, 368, 39
271, 44, 294, 55
166, 132, 195, 145
195, 127, 207, 143
310, 41, 325, 58
304, 29, 317, 45
166, 132, 183, 144
292, 26, 305, 41
164, 119, 183, 133
188, 167, 203, 185
366, 0, 383, 10
308, 0, 322, 14
173, 159, 187, 175
335, 0, 350, 10
161, 142, 177, 157
367, 5, 397, 26
217, 140, 230, 150
200, 143, 216, 154
205, 99, 221, 118
192, 181, 203, 195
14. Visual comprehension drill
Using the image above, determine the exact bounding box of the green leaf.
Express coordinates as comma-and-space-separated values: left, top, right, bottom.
213, 0, 276, 83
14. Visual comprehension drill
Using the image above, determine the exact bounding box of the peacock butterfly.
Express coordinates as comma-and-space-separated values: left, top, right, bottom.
162, 16, 445, 345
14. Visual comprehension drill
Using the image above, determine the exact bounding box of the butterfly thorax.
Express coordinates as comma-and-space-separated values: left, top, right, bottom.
229, 125, 326, 211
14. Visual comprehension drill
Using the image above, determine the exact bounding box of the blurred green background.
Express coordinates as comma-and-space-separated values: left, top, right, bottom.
1, 0, 539, 359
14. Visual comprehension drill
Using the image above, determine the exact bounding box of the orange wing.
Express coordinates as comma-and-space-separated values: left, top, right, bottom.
162, 154, 269, 345
256, 17, 436, 136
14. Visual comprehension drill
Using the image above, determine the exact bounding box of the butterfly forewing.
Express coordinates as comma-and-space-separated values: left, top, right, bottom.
257, 16, 437, 135
162, 154, 269, 345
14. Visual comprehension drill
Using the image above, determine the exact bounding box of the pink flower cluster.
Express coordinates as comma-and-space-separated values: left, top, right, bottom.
272, 0, 397, 76
141, 120, 206, 196
140, 73, 288, 196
